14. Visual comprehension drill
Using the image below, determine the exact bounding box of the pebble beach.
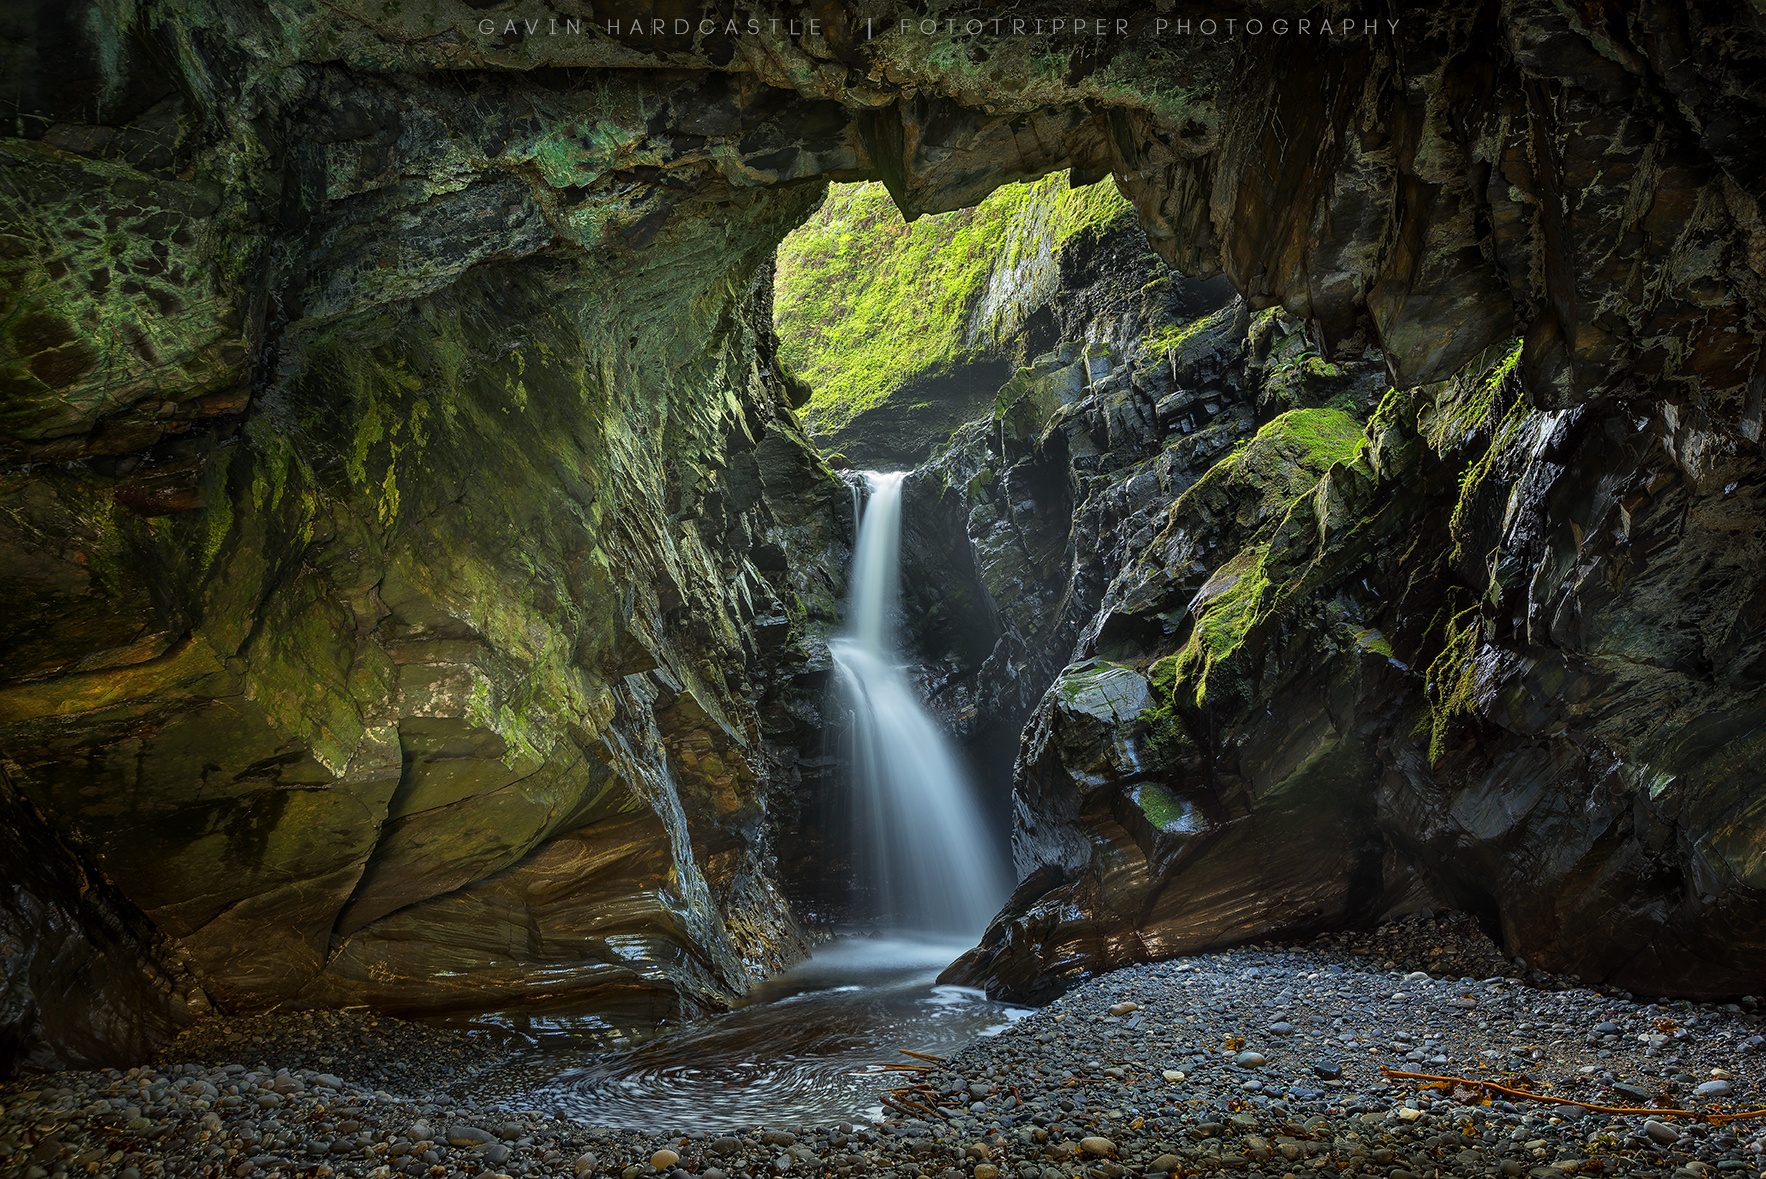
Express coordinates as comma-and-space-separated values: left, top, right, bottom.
3, 914, 1760, 1179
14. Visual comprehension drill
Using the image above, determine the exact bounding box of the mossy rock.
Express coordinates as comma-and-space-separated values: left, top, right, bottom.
775, 173, 1132, 456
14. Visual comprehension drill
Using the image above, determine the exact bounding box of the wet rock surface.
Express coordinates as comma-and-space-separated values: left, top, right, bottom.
937, 312, 1764, 1002
4, 936, 1763, 1179
2, 0, 1764, 1071
881, 217, 1766, 1001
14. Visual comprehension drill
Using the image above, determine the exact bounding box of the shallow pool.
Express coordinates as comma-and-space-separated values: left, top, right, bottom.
460, 936, 1035, 1133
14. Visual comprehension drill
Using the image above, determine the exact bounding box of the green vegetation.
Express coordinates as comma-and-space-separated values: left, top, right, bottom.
1139, 407, 1368, 735
1170, 405, 1365, 531
1145, 316, 1215, 357
1130, 782, 1198, 833
1419, 337, 1522, 450
1264, 352, 1346, 408
1416, 341, 1529, 758
1173, 544, 1273, 703
1147, 305, 1243, 381
1350, 626, 1394, 659
1447, 397, 1531, 567
773, 173, 1131, 438
1424, 606, 1484, 762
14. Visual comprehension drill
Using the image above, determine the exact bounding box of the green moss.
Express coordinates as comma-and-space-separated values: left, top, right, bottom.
1259, 407, 1365, 469
1130, 782, 1199, 833
1169, 544, 1273, 705
1366, 387, 1410, 437
1350, 626, 1394, 659
1136, 407, 1370, 718
1421, 338, 1523, 450
1447, 397, 1531, 568
1263, 351, 1350, 414
1146, 316, 1213, 356
1487, 340, 1523, 393
774, 172, 1131, 437
1189, 406, 1367, 519
196, 491, 233, 577
1424, 606, 1483, 762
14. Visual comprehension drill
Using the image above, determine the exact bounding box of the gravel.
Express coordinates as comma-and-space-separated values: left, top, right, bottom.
3, 914, 1762, 1179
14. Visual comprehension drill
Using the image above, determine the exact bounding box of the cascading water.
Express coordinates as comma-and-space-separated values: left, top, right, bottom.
457, 471, 1029, 1131
830, 471, 1011, 935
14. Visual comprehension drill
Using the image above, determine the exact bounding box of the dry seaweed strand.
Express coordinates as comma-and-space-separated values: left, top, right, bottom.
876, 1079, 948, 1122
1381, 1068, 1766, 1123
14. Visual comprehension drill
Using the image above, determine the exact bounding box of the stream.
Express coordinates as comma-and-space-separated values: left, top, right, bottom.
462, 473, 1026, 1132
462, 936, 1033, 1132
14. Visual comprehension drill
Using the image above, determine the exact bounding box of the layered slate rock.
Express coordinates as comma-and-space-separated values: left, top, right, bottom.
945, 340, 1764, 1002
0, 49, 862, 1070
1, 0, 1762, 1070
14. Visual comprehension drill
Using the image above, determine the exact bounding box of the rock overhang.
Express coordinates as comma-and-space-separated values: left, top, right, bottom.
2, 0, 1763, 1069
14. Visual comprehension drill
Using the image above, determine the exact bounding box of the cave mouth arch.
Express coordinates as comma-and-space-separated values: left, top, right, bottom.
1, 0, 1762, 1075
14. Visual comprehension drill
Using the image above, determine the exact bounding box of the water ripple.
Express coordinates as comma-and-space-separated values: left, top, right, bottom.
464, 937, 1034, 1133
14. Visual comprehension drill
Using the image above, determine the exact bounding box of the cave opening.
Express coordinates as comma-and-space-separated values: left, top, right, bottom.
1, 1, 1762, 1159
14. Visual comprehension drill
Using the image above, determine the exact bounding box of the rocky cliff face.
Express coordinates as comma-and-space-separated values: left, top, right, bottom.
775, 177, 1229, 469
0, 28, 867, 1073
1, 0, 1762, 1071
944, 319, 1764, 1003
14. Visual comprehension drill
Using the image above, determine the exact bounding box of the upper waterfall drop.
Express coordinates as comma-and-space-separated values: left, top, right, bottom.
830, 472, 1012, 936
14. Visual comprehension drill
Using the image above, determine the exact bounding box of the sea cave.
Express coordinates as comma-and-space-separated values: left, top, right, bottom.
1, 0, 1763, 1174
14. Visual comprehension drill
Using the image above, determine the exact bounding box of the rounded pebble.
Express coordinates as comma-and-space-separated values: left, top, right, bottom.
0, 915, 1758, 1179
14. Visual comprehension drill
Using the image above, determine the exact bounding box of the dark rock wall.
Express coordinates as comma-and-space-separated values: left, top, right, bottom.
0, 780, 199, 1074
1, 0, 1761, 1069
0, 15, 870, 1073
944, 327, 1764, 1003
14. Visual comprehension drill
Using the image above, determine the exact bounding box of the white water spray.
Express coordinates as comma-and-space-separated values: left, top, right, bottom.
831, 472, 1011, 935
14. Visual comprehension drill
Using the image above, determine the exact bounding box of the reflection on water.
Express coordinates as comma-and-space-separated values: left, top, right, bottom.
462, 937, 1034, 1132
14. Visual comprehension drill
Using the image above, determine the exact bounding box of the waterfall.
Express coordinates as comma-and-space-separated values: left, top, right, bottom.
830, 471, 1010, 935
